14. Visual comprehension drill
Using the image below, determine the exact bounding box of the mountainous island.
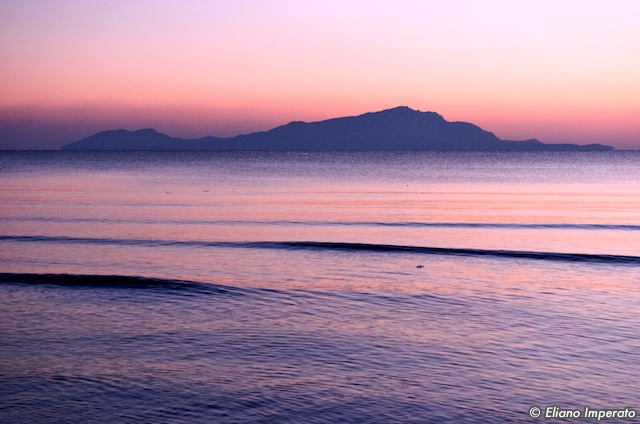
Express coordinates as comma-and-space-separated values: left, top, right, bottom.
62, 107, 613, 151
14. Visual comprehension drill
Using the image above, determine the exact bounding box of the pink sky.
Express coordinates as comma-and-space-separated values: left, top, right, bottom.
1, 0, 639, 149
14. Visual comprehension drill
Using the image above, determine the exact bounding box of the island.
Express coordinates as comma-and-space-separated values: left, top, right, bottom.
61, 107, 613, 151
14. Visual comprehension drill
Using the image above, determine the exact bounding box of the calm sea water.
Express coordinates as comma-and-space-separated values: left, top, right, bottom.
1, 151, 639, 423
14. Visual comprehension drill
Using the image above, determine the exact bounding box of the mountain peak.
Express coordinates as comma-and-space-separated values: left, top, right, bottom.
385, 105, 414, 112
375, 106, 444, 120
377, 106, 419, 115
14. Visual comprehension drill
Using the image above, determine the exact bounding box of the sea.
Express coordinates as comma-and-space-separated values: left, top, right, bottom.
1, 150, 639, 423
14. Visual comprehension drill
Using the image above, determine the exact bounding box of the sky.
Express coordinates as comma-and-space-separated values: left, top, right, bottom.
1, 0, 639, 149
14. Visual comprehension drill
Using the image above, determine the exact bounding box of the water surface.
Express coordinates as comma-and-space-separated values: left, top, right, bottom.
1, 151, 639, 423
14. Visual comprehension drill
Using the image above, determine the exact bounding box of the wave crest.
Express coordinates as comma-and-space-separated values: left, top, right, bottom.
2, 235, 638, 265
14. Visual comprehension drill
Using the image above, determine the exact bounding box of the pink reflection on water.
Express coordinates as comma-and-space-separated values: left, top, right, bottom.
2, 153, 639, 295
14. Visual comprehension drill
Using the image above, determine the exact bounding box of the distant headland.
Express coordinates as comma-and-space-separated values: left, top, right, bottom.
62, 107, 614, 151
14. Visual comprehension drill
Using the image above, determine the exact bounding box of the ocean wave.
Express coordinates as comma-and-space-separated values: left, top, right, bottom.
268, 242, 640, 264
0, 272, 239, 296
1, 216, 638, 230
2, 235, 639, 265
0, 272, 451, 307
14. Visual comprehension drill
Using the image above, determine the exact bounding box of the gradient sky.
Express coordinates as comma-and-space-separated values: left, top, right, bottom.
1, 0, 639, 149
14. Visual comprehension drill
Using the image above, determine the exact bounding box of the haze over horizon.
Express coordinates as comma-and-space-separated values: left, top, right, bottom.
1, 0, 639, 150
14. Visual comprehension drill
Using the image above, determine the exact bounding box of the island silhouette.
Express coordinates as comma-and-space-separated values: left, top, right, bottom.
62, 106, 613, 151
